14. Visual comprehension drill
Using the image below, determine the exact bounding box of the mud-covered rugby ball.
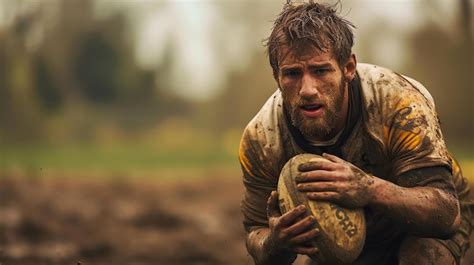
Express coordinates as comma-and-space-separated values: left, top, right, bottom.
278, 153, 366, 265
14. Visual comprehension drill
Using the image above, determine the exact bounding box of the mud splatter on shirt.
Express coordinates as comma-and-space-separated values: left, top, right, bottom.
239, 63, 471, 250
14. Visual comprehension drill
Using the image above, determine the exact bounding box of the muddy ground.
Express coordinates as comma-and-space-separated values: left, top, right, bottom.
0, 175, 473, 265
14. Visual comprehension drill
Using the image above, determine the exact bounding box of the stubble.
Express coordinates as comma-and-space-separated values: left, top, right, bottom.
285, 77, 347, 141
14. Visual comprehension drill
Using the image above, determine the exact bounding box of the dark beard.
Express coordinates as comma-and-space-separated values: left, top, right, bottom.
285, 79, 346, 141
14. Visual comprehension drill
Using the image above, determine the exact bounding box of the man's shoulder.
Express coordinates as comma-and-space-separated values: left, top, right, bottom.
356, 64, 450, 175
242, 89, 284, 142
355, 63, 441, 152
239, 89, 289, 179
357, 63, 435, 108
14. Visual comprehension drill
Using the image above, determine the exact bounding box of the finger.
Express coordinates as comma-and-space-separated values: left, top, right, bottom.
288, 228, 320, 245
307, 192, 339, 202
322, 152, 345, 163
278, 204, 308, 227
292, 245, 319, 255
267, 191, 281, 218
298, 160, 336, 172
295, 170, 340, 183
282, 215, 317, 237
297, 181, 340, 192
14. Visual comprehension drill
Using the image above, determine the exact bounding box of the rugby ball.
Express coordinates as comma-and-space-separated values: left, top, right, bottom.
278, 153, 366, 264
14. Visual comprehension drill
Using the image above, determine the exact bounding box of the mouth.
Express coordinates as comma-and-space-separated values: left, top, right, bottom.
301, 104, 323, 111
299, 103, 324, 118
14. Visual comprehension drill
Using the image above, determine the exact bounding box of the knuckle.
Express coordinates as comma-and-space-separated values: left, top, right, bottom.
311, 247, 319, 253
274, 217, 283, 225
299, 249, 311, 255
339, 173, 350, 181
292, 247, 304, 254
305, 216, 316, 225
299, 235, 310, 242
269, 221, 278, 229
272, 220, 281, 229
289, 237, 301, 245
279, 231, 288, 240
302, 216, 311, 225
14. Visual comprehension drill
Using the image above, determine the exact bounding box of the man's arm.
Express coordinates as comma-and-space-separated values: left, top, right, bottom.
296, 153, 460, 239
239, 127, 320, 264
247, 227, 296, 265
369, 168, 460, 239
245, 192, 320, 265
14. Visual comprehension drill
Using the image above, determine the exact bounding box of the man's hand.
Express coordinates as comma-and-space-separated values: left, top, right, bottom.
295, 153, 376, 208
265, 191, 320, 256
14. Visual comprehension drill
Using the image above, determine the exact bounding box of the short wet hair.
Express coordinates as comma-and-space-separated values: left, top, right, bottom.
266, 1, 355, 79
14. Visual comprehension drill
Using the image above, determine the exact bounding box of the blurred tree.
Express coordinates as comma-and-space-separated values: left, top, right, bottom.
191, 0, 280, 136
202, 50, 275, 135
0, 4, 46, 142
74, 30, 120, 103
0, 0, 196, 144
34, 55, 62, 112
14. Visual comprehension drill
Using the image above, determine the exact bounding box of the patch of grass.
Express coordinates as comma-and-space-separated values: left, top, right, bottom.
2, 143, 473, 182
1, 142, 240, 178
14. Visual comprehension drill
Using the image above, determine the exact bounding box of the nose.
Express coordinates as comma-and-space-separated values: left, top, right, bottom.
299, 73, 319, 98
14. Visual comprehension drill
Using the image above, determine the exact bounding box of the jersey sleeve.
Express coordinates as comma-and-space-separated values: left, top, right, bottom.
383, 77, 452, 181
239, 126, 279, 233
396, 166, 456, 196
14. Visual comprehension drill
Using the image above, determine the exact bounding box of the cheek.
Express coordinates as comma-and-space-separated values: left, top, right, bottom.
280, 77, 299, 90
281, 90, 297, 108
321, 79, 343, 98
280, 79, 300, 99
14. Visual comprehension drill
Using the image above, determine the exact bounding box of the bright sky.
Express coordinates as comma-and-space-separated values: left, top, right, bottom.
125, 1, 275, 100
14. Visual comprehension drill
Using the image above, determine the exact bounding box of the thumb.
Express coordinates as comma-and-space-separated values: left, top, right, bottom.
267, 191, 281, 218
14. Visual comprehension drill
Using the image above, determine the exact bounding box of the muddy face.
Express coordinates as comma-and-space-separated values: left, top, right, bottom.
277, 47, 352, 142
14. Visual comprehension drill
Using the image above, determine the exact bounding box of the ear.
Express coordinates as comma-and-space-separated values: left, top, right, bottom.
343, 54, 357, 82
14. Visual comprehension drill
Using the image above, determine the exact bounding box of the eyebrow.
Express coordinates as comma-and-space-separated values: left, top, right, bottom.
307, 62, 333, 68
280, 65, 302, 71
280, 62, 333, 71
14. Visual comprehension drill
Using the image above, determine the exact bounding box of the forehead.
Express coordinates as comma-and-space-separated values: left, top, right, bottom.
279, 46, 336, 67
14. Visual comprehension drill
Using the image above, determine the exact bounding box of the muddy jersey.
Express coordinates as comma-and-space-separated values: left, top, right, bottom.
239, 63, 471, 247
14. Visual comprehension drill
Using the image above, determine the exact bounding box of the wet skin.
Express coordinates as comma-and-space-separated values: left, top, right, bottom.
277, 47, 356, 142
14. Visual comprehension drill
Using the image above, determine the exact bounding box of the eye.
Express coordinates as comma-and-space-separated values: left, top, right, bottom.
282, 69, 302, 78
313, 68, 329, 76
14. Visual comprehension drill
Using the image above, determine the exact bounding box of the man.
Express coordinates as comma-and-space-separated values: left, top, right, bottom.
239, 2, 473, 265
